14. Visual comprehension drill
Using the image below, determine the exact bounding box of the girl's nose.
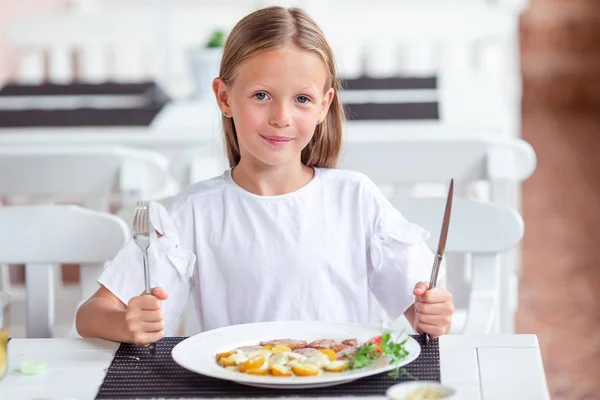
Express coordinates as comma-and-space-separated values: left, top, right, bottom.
268, 103, 292, 128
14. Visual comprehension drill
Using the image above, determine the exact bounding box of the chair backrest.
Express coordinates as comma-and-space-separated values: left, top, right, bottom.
393, 197, 524, 334
339, 130, 536, 213
0, 205, 129, 264
394, 197, 524, 254
0, 205, 129, 338
340, 130, 536, 187
0, 145, 176, 207
0, 131, 224, 192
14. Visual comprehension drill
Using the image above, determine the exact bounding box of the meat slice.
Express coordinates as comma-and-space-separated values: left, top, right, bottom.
258, 339, 308, 350
308, 339, 351, 353
330, 343, 351, 353
307, 339, 337, 349
342, 338, 358, 347
336, 346, 358, 359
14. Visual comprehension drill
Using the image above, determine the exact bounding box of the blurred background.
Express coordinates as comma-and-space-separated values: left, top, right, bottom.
0, 0, 599, 399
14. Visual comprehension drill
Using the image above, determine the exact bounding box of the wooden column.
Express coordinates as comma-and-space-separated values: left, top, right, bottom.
518, 2, 600, 399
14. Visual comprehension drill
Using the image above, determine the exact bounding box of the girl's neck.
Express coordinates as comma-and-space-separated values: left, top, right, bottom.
232, 159, 314, 196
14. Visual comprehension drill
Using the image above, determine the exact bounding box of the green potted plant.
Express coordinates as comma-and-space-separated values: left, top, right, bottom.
206, 30, 226, 48
188, 29, 227, 98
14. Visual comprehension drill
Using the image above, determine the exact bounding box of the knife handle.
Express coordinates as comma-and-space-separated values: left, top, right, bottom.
420, 254, 443, 346
147, 342, 156, 355
141, 250, 157, 355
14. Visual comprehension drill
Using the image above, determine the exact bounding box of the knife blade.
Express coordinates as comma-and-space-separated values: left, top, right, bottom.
421, 179, 453, 345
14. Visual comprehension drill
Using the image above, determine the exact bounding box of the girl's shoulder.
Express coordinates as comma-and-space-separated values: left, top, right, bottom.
317, 168, 393, 221
317, 167, 381, 196
166, 171, 231, 215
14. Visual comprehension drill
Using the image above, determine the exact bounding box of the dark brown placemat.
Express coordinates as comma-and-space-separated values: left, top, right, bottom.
95, 335, 439, 399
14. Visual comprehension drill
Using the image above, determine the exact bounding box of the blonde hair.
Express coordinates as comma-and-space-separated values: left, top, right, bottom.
218, 6, 345, 168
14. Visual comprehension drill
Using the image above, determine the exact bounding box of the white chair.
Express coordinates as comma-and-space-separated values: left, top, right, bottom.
0, 145, 177, 208
0, 205, 129, 338
380, 197, 524, 334
339, 132, 536, 334
0, 145, 177, 309
0, 130, 226, 193
340, 129, 536, 198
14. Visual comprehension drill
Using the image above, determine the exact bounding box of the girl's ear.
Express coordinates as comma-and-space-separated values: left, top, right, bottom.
318, 87, 335, 122
213, 78, 232, 116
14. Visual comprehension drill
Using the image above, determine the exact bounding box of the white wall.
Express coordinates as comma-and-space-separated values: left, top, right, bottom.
0, 0, 68, 84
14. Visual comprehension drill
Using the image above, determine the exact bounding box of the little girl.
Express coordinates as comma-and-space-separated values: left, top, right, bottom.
76, 6, 454, 347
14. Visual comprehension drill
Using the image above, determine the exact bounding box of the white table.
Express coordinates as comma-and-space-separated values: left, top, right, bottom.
0, 335, 549, 400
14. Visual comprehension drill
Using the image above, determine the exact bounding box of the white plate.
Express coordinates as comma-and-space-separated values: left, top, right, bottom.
171, 320, 421, 389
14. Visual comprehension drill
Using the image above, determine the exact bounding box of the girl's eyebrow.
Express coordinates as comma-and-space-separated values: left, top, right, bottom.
244, 83, 320, 94
245, 82, 270, 90
298, 86, 319, 93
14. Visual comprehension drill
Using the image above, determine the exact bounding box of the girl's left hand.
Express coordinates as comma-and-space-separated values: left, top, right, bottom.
413, 282, 454, 339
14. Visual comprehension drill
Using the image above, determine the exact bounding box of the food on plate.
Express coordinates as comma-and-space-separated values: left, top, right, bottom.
270, 364, 293, 377
307, 338, 351, 353
215, 332, 409, 377
401, 387, 451, 399
292, 347, 319, 357
291, 363, 321, 376
235, 345, 263, 352
259, 339, 308, 349
336, 346, 358, 359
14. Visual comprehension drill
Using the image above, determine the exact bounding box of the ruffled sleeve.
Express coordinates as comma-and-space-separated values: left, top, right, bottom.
97, 201, 196, 335
150, 200, 196, 280
367, 195, 434, 320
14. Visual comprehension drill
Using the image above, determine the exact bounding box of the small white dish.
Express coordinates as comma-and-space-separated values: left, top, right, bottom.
387, 381, 457, 400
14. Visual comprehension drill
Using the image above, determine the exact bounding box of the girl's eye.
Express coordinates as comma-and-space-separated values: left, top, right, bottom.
296, 96, 310, 104
254, 92, 269, 101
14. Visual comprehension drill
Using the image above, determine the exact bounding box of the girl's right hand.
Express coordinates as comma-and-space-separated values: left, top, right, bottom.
125, 287, 168, 346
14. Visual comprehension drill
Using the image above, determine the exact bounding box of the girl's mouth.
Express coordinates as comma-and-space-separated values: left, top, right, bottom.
261, 136, 294, 147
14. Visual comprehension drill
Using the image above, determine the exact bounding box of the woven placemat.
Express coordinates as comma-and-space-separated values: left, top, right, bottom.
96, 335, 439, 399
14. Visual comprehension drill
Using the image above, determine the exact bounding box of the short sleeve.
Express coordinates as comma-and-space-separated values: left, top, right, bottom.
97, 201, 196, 335
367, 194, 434, 320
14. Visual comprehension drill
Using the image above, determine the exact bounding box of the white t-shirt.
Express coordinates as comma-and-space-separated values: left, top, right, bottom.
98, 168, 433, 335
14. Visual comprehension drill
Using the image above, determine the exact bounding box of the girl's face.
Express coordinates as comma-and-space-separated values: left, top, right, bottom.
214, 46, 335, 168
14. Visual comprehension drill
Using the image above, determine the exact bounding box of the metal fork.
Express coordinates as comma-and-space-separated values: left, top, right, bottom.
132, 200, 156, 355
